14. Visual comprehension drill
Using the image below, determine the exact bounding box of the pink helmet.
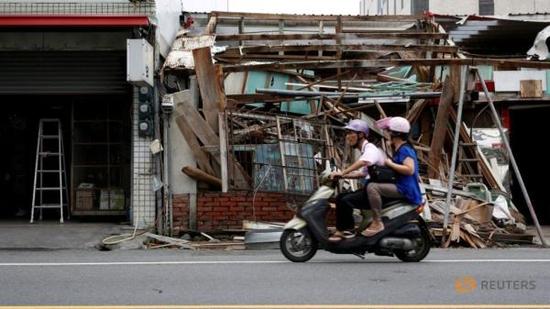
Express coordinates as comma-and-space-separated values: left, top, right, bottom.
344, 119, 369, 136
376, 116, 410, 133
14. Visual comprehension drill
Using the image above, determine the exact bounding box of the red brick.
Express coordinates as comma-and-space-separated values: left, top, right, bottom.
229, 196, 247, 202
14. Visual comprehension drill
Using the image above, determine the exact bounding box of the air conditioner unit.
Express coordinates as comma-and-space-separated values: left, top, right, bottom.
127, 39, 154, 87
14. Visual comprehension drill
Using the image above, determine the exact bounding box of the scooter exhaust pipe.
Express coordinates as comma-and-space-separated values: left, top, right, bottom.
379, 237, 415, 250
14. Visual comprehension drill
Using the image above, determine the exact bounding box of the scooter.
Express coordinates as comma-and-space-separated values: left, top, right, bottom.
280, 169, 432, 262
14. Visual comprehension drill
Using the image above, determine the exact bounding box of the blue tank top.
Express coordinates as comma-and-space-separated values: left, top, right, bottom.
393, 144, 422, 205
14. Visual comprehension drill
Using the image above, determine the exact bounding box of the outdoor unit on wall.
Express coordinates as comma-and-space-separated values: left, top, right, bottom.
127, 39, 154, 87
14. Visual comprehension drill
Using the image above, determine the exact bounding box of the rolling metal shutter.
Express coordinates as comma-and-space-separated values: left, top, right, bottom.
0, 51, 128, 94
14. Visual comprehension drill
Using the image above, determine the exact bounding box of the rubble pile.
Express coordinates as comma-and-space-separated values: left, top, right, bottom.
161, 11, 538, 247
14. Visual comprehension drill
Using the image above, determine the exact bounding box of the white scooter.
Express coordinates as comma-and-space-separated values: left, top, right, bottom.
280, 169, 432, 262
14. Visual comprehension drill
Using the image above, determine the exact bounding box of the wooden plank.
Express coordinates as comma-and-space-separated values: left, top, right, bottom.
448, 109, 502, 190
428, 77, 455, 179
215, 65, 227, 110
374, 100, 387, 118
218, 113, 229, 193
520, 80, 543, 98
174, 116, 216, 176
176, 100, 252, 189
211, 11, 420, 21
175, 98, 220, 147
181, 166, 222, 187
217, 54, 337, 61
203, 15, 218, 35
192, 47, 223, 132
215, 33, 448, 42
221, 58, 550, 72
172, 92, 217, 176
221, 44, 458, 54
335, 16, 343, 90
406, 99, 427, 124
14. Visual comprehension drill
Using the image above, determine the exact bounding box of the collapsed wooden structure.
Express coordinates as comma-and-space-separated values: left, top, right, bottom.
161, 11, 547, 247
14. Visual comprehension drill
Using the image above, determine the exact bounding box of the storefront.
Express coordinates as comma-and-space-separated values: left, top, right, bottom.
0, 13, 153, 224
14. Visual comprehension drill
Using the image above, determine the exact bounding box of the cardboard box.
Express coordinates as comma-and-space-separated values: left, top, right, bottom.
76, 188, 96, 210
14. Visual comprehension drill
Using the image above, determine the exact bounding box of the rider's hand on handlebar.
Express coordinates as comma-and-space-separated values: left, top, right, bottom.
330, 171, 343, 180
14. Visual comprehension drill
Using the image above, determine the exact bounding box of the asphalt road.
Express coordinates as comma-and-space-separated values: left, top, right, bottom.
0, 248, 549, 307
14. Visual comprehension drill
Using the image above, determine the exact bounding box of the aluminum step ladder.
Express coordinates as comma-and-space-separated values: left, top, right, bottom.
30, 119, 69, 223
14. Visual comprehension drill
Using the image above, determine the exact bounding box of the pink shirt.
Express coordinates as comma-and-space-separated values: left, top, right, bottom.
359, 140, 386, 179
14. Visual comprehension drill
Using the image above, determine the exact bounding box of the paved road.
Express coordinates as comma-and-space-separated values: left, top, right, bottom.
0, 248, 549, 307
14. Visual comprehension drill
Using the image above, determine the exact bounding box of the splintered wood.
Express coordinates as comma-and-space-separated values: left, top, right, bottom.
161, 11, 536, 245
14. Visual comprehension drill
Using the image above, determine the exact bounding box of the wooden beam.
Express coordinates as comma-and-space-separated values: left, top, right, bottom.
203, 15, 218, 35
406, 99, 428, 124
217, 54, 337, 61
210, 11, 420, 21
192, 47, 224, 132
215, 32, 449, 41
172, 91, 217, 176
176, 96, 222, 147
218, 113, 229, 193
428, 76, 455, 179
176, 98, 252, 189
181, 166, 222, 187
221, 58, 550, 72
221, 44, 458, 54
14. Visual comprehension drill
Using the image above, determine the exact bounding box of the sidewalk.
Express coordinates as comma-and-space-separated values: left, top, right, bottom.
0, 221, 131, 250
1, 220, 549, 250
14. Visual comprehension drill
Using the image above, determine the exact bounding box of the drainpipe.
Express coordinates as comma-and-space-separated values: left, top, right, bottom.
163, 112, 172, 236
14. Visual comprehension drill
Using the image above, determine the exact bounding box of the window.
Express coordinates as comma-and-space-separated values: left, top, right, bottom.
479, 0, 494, 15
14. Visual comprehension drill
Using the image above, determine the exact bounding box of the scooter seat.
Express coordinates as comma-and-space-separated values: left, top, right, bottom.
382, 197, 407, 208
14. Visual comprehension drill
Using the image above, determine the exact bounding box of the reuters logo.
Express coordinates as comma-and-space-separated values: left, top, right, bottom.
455, 276, 478, 294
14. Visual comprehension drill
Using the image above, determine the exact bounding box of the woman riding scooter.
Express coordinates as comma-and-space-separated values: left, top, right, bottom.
362, 116, 422, 237
328, 119, 385, 241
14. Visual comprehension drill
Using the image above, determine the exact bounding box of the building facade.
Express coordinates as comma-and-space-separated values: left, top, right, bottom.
360, 0, 550, 16
0, 1, 181, 230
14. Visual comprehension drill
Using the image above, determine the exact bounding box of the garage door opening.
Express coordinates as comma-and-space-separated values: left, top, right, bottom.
0, 95, 131, 221
509, 105, 550, 225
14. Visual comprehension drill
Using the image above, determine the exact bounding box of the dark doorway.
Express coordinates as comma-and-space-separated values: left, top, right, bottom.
0, 96, 71, 219
509, 105, 550, 225
0, 94, 131, 221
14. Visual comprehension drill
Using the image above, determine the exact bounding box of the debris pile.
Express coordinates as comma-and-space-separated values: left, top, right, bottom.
161, 11, 539, 247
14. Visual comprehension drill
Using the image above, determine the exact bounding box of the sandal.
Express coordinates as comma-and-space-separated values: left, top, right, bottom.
361, 224, 385, 237
329, 230, 355, 242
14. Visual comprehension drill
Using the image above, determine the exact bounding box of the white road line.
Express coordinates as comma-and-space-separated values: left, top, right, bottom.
0, 259, 550, 266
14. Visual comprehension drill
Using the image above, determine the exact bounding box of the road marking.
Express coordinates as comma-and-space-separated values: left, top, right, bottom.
1, 305, 550, 309
1, 258, 550, 267
425, 259, 550, 263
0, 261, 286, 266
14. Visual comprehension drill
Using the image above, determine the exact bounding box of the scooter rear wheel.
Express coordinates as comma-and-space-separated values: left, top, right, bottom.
280, 228, 318, 263
395, 224, 431, 262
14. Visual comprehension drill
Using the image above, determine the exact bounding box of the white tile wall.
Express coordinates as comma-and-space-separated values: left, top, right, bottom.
131, 87, 156, 229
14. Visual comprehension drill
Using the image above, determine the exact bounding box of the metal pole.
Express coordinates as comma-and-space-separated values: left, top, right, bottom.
475, 69, 548, 247
442, 65, 468, 246
163, 113, 172, 236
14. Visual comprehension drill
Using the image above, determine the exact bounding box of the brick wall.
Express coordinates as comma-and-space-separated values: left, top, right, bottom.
172, 191, 308, 233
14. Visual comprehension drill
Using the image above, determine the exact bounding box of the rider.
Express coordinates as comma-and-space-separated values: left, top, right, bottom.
328, 119, 385, 241
362, 116, 422, 237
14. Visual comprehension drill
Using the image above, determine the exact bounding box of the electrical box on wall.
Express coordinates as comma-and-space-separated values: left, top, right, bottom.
138, 86, 155, 137
127, 39, 154, 87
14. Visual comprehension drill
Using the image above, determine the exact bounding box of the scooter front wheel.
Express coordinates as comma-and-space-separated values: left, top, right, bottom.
280, 228, 318, 262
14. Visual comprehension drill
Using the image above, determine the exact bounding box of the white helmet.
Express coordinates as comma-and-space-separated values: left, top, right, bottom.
376, 116, 410, 133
